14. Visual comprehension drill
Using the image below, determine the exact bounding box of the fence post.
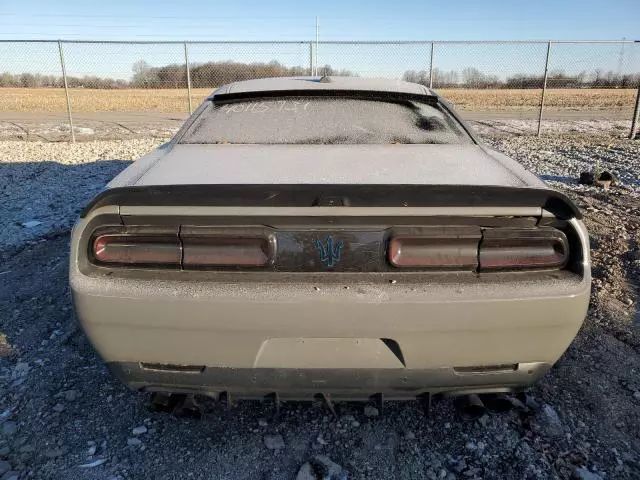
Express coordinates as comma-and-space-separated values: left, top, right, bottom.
184, 42, 192, 114
309, 41, 314, 76
537, 41, 552, 136
57, 40, 75, 143
315, 16, 319, 76
630, 83, 640, 139
429, 42, 435, 89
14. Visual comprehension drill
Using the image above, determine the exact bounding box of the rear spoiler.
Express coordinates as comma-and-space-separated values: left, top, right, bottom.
81, 184, 581, 220
208, 89, 438, 103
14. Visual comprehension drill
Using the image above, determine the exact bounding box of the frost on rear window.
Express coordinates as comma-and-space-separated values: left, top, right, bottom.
179, 97, 471, 145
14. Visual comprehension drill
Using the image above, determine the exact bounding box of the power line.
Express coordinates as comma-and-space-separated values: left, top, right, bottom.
0, 37, 636, 44
0, 12, 312, 19
0, 23, 316, 29
0, 12, 532, 22
0, 32, 313, 38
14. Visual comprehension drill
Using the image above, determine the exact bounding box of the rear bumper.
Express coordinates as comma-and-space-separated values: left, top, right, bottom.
70, 205, 591, 398
110, 362, 552, 400
71, 272, 590, 397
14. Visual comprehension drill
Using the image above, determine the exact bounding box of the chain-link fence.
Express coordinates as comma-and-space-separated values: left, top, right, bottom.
0, 39, 638, 140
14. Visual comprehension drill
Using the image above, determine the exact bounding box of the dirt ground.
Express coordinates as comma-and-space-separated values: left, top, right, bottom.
0, 133, 639, 479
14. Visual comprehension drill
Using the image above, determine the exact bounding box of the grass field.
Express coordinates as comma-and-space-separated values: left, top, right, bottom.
0, 87, 636, 113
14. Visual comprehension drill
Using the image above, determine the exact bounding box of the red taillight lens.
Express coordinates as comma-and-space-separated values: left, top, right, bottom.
388, 227, 569, 271
92, 234, 181, 266
181, 236, 269, 267
91, 230, 271, 268
388, 236, 478, 269
478, 228, 568, 270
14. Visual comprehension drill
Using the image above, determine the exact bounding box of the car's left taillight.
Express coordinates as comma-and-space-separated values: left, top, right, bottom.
92, 234, 182, 266
91, 230, 271, 268
181, 235, 270, 267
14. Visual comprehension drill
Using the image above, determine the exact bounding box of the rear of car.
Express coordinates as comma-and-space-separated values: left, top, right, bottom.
70, 77, 590, 401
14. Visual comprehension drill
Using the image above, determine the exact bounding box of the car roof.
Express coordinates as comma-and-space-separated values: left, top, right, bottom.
209, 76, 436, 97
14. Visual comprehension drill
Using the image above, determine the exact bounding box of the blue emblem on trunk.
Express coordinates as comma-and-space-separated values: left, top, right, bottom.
316, 235, 344, 268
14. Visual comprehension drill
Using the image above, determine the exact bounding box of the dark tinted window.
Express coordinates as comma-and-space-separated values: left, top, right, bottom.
180, 96, 471, 144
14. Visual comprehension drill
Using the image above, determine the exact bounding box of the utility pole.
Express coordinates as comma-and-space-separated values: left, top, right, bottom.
184, 42, 192, 114
429, 42, 435, 89
617, 37, 626, 77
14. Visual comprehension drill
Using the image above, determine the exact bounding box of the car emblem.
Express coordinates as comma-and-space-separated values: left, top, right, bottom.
316, 235, 344, 268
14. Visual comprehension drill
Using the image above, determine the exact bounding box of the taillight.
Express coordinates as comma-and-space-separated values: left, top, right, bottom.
181, 236, 269, 267
92, 234, 181, 266
478, 228, 568, 271
388, 236, 478, 269
91, 230, 271, 268
388, 227, 569, 271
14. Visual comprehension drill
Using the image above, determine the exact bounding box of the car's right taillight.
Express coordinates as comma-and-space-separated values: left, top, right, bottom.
387, 236, 479, 269
478, 228, 569, 271
387, 227, 569, 271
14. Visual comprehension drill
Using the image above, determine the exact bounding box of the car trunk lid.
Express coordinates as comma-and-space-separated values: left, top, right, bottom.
131, 144, 544, 188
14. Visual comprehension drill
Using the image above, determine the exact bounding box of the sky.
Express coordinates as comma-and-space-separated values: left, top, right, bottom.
0, 0, 638, 80
0, 0, 638, 41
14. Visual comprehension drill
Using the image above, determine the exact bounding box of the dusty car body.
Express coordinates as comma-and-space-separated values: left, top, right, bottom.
70, 76, 590, 402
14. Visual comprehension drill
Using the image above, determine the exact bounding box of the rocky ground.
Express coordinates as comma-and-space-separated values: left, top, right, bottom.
0, 130, 639, 479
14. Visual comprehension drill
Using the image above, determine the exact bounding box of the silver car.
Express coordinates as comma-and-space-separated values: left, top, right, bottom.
70, 76, 590, 405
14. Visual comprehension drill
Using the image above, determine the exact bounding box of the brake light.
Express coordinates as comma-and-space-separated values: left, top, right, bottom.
91, 231, 271, 268
478, 228, 568, 270
388, 236, 478, 269
92, 234, 181, 266
388, 227, 569, 271
181, 236, 269, 267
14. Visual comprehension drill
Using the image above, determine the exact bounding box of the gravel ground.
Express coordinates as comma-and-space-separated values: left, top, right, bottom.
0, 132, 639, 479
0, 121, 179, 142
0, 139, 160, 255
470, 119, 635, 138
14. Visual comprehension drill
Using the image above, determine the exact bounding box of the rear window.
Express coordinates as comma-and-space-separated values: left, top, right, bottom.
179, 96, 471, 145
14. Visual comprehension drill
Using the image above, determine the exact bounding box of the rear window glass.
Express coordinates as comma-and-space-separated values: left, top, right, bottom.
179, 96, 471, 144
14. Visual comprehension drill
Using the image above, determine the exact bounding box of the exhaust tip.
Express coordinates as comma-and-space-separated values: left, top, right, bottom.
453, 394, 486, 418
481, 394, 513, 413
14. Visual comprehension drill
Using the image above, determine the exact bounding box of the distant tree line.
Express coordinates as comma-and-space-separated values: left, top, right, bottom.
0, 59, 355, 89
131, 59, 355, 88
403, 67, 640, 89
1, 59, 638, 89
0, 71, 128, 88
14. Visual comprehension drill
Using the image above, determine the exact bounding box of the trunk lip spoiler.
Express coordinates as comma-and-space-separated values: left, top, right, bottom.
208, 89, 438, 103
81, 184, 581, 221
